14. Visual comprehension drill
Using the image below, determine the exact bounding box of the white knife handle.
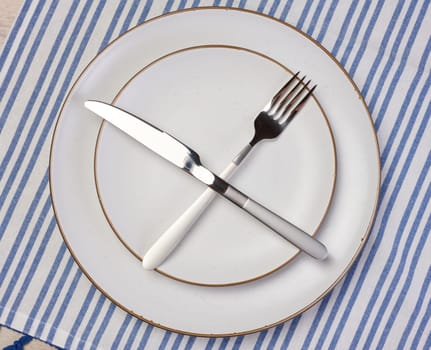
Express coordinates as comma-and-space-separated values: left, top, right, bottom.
223, 186, 328, 260
142, 162, 238, 270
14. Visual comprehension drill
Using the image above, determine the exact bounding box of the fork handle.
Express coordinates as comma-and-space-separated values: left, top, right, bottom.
223, 186, 328, 260
142, 162, 238, 270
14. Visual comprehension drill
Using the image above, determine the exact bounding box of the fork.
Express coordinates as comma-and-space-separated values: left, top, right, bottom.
142, 73, 318, 269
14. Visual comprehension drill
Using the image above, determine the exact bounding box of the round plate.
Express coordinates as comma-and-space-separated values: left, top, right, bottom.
94, 45, 336, 286
50, 8, 380, 336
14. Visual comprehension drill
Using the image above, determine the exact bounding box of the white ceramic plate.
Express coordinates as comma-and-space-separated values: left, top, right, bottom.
94, 45, 336, 286
50, 8, 380, 336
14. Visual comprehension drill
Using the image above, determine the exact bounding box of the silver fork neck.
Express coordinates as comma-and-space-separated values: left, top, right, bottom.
232, 143, 253, 165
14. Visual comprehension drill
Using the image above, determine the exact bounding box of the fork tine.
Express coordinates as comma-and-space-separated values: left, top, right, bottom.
273, 77, 308, 119
268, 72, 299, 110
269, 75, 306, 116
280, 79, 311, 114
279, 84, 317, 126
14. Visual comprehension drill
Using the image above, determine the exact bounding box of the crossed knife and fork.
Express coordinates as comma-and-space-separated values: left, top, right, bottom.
85, 72, 328, 270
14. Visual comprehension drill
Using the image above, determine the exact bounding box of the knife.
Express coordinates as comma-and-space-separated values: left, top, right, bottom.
85, 100, 328, 261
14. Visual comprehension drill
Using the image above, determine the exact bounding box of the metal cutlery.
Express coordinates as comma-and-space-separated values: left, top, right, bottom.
85, 99, 328, 263
141, 73, 318, 269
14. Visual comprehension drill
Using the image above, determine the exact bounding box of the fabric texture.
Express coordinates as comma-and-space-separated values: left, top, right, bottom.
1, 0, 430, 349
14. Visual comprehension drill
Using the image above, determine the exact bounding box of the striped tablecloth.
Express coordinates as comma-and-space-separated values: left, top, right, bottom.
1, 1, 430, 349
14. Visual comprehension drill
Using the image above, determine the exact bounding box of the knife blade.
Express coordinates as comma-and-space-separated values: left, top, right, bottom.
85, 100, 328, 260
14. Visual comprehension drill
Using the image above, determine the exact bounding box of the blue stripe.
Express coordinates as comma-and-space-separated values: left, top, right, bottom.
316, 0, 339, 43
205, 337, 216, 350
296, 0, 313, 30
120, 0, 141, 34
163, 0, 175, 13
327, 72, 431, 349
280, 316, 301, 350
124, 319, 146, 349
79, 294, 107, 348
267, 324, 283, 349
301, 293, 332, 349
98, 1, 128, 50
5, 215, 57, 325
137, 324, 154, 349
177, 0, 188, 10
34, 256, 77, 336
232, 336, 244, 350
218, 337, 229, 349
331, 1, 359, 57
253, 329, 268, 349
258, 0, 268, 12
0, 170, 48, 281
378, 197, 431, 348
0, 0, 50, 105
268, 0, 281, 16
0, 0, 33, 72
352, 145, 431, 348
46, 267, 83, 343
158, 331, 172, 350
411, 290, 431, 349
138, 0, 154, 23
339, 0, 372, 67
425, 326, 431, 350
91, 303, 117, 349
348, 0, 386, 77
373, 0, 429, 130
279, 0, 293, 21
23, 243, 68, 333
112, 314, 133, 348
307, 0, 326, 35
183, 337, 195, 350
172, 334, 184, 349
239, 0, 247, 9
360, 0, 407, 98
397, 266, 431, 350
192, 0, 201, 8
64, 285, 98, 349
